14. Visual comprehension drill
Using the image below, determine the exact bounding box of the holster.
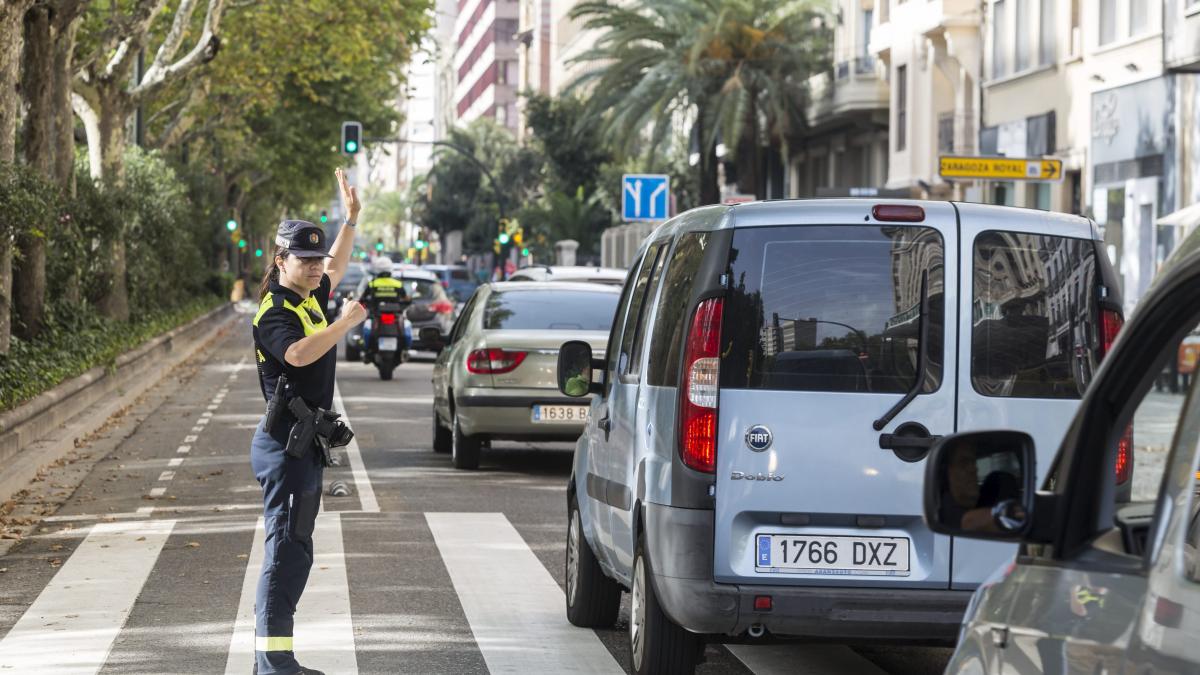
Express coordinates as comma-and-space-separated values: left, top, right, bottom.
285, 397, 355, 467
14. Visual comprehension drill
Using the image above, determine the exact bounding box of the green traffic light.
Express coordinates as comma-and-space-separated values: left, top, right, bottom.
238, 239, 247, 249
226, 219, 237, 232
415, 240, 426, 250
255, 248, 263, 257
521, 247, 530, 256
345, 140, 358, 153
498, 233, 511, 245
320, 213, 328, 223
375, 242, 384, 251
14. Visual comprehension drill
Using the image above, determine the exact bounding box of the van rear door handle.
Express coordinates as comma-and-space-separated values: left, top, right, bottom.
877, 434, 937, 450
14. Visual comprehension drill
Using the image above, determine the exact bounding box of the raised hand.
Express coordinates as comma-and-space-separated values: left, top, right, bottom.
335, 167, 361, 223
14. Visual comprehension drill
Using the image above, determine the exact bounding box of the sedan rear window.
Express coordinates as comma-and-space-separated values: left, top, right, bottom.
402, 278, 446, 301
721, 225, 945, 394
483, 290, 619, 331
971, 231, 1101, 398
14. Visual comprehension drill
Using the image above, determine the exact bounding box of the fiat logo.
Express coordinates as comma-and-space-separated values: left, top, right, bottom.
744, 425, 772, 452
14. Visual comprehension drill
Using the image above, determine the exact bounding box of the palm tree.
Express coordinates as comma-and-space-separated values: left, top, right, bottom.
569, 0, 831, 202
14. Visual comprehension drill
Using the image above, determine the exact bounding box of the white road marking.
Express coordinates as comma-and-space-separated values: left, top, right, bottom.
196, 417, 210, 425
135, 506, 155, 516
157, 471, 176, 482
331, 382, 378, 513
190, 426, 204, 433
207, 405, 218, 410
149, 487, 166, 498
184, 435, 198, 443
201, 412, 213, 418
168, 458, 184, 467
337, 395, 433, 405
225, 514, 358, 675
426, 512, 623, 675
0, 519, 175, 673
727, 644, 888, 675
177, 445, 191, 454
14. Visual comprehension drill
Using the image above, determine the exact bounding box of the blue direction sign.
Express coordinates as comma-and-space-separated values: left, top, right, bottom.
622, 174, 670, 221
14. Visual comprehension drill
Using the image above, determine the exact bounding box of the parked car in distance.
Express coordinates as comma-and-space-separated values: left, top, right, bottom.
924, 224, 1200, 675
347, 266, 454, 357
327, 262, 366, 315
507, 265, 627, 286
422, 264, 479, 303
553, 199, 1126, 674
427, 281, 621, 470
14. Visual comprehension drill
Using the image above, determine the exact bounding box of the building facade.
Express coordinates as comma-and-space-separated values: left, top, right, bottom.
453, 0, 521, 133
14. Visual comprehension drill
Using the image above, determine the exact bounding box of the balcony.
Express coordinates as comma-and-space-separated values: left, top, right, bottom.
809, 55, 887, 127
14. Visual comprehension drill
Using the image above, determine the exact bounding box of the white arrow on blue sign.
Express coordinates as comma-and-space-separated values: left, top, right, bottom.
622, 174, 670, 221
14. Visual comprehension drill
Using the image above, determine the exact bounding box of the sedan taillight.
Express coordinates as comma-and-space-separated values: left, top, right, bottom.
430, 300, 455, 314
679, 298, 723, 473
467, 348, 527, 374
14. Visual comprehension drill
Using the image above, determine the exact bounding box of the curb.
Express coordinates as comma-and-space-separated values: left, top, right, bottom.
0, 303, 238, 501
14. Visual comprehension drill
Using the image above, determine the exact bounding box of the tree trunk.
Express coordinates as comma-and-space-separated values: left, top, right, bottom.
95, 88, 131, 321
0, 0, 33, 356
694, 113, 720, 205
15, 4, 54, 339
53, 16, 81, 304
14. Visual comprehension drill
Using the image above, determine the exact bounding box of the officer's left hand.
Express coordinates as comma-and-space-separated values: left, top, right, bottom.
335, 167, 360, 223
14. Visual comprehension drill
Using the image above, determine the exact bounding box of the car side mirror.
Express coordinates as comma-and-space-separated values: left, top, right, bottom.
419, 326, 444, 350
924, 430, 1037, 541
557, 341, 603, 397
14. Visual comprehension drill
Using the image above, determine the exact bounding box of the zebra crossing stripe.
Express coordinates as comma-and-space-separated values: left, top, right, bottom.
426, 512, 624, 675
0, 519, 175, 673
225, 513, 358, 675
331, 382, 378, 513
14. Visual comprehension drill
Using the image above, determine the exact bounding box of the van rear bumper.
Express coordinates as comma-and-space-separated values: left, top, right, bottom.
644, 502, 972, 644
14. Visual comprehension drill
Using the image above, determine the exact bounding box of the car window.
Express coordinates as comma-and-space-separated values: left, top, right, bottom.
720, 225, 945, 394
450, 292, 481, 344
618, 242, 665, 377
646, 233, 709, 388
401, 278, 446, 301
482, 290, 620, 331
627, 247, 669, 378
450, 269, 470, 280
604, 259, 641, 392
971, 232, 1102, 399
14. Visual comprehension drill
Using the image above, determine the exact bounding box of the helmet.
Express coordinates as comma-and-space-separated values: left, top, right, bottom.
371, 256, 392, 275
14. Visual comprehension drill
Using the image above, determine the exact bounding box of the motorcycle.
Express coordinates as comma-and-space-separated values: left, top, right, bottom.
360, 300, 412, 381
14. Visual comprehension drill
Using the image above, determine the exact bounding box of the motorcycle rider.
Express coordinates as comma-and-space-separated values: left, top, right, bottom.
359, 257, 408, 357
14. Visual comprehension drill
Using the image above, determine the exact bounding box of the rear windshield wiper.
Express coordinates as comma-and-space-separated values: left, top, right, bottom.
873, 269, 929, 431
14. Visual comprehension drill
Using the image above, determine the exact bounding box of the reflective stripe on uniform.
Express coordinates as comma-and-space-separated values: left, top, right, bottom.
253, 291, 329, 337
255, 636, 294, 652
368, 277, 405, 298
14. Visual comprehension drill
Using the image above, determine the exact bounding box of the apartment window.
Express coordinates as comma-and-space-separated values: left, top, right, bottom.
1039, 0, 1056, 64
1130, 0, 1148, 35
1016, 0, 1031, 71
1099, 0, 1117, 45
861, 9, 873, 56
993, 0, 1008, 78
1027, 183, 1051, 211
896, 65, 907, 151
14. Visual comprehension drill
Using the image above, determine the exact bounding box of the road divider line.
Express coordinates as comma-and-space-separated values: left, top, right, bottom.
426, 512, 624, 675
135, 506, 155, 516
184, 434, 198, 443
149, 487, 166, 498
0, 519, 175, 673
157, 471, 175, 482
168, 458, 183, 467
225, 514, 358, 675
331, 382, 379, 513
177, 445, 191, 454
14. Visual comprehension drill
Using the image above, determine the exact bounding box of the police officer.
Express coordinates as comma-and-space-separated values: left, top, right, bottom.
249, 168, 365, 674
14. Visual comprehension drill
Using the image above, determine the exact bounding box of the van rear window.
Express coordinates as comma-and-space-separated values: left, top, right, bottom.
971, 231, 1100, 398
721, 226, 945, 394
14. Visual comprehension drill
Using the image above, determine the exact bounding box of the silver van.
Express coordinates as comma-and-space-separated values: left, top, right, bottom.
554, 199, 1126, 674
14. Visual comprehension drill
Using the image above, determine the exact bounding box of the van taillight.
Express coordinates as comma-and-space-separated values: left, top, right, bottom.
872, 204, 925, 222
1100, 309, 1123, 358
680, 298, 723, 473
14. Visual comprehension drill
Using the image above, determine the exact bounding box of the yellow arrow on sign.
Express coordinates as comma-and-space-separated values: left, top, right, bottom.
939, 156, 1063, 182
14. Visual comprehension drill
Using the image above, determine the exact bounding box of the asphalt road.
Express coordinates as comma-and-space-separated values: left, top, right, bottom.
0, 315, 952, 674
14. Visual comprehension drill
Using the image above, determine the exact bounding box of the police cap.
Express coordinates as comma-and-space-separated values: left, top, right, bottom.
275, 220, 331, 258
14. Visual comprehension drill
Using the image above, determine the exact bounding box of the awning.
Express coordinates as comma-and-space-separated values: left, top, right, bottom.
1157, 202, 1200, 228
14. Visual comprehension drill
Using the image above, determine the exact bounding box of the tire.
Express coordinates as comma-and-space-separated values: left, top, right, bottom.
565, 497, 621, 628
451, 409, 481, 470
376, 354, 395, 381
432, 403, 452, 454
345, 343, 360, 362
629, 534, 702, 675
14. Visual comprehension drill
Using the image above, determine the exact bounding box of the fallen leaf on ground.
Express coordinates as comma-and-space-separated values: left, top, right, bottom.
186, 542, 200, 548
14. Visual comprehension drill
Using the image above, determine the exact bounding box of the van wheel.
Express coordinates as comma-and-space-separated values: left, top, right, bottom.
565, 497, 621, 627
451, 409, 481, 470
629, 535, 702, 675
432, 404, 452, 453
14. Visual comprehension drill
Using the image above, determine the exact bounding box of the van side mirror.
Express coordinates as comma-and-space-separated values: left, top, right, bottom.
557, 341, 603, 397
924, 430, 1037, 541
419, 326, 444, 350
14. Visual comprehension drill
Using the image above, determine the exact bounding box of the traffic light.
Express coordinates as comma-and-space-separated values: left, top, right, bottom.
341, 121, 362, 155
415, 239, 426, 250
498, 232, 511, 245
521, 247, 530, 256
238, 239, 247, 249
513, 229, 523, 245
226, 218, 237, 232
319, 211, 328, 224
375, 240, 384, 251
255, 248, 263, 257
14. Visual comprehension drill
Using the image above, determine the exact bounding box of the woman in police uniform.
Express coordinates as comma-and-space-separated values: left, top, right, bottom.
249, 168, 365, 675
